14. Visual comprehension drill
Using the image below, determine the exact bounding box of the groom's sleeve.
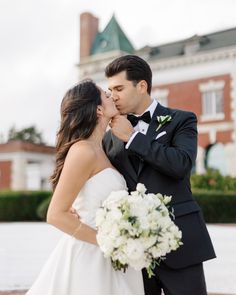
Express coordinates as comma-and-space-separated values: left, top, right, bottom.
127, 111, 198, 180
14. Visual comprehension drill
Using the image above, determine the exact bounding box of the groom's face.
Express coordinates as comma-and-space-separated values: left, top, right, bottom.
107, 71, 142, 115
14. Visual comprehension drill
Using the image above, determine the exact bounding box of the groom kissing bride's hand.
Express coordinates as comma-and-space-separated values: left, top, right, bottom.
109, 114, 134, 143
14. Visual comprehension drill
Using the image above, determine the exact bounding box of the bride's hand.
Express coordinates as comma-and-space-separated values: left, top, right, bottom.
109, 115, 134, 142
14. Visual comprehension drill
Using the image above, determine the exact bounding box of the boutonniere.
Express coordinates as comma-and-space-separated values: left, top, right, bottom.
156, 115, 172, 131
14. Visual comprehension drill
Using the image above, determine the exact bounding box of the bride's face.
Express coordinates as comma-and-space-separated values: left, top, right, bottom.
99, 88, 119, 119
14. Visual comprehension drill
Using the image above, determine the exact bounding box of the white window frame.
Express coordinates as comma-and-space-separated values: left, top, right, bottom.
152, 88, 169, 107
199, 80, 225, 121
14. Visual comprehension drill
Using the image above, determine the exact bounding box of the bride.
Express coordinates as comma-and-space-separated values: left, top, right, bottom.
26, 80, 144, 295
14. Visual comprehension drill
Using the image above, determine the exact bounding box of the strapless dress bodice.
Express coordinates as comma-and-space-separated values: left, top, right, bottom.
72, 168, 127, 228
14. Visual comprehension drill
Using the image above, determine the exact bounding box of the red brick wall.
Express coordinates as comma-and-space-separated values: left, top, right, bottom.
0, 161, 11, 189
154, 74, 233, 148
216, 130, 233, 144
198, 133, 210, 149
155, 74, 232, 123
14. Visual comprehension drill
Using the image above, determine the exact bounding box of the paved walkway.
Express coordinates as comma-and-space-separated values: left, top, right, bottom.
0, 223, 235, 294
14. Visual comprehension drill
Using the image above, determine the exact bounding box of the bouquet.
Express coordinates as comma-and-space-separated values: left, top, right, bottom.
96, 183, 183, 277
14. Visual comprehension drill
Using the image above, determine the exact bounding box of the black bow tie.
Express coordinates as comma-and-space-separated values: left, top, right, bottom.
127, 111, 151, 127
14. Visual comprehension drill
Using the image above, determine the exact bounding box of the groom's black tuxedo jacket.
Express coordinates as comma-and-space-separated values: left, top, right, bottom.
103, 103, 216, 270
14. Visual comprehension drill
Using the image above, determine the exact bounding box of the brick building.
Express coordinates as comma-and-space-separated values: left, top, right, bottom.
78, 12, 236, 176
0, 140, 55, 190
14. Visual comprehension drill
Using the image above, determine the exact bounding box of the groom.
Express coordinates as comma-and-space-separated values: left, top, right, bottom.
103, 55, 216, 295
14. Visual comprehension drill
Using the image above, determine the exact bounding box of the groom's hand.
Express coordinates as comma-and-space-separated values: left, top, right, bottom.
109, 115, 134, 142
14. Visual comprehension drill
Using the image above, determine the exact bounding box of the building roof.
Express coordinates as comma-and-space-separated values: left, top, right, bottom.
90, 14, 134, 55
0, 140, 55, 154
144, 27, 236, 61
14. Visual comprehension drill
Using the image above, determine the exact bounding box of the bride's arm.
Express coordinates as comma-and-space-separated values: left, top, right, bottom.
47, 142, 98, 245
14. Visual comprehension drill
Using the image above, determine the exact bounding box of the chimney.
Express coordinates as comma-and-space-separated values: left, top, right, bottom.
80, 12, 99, 60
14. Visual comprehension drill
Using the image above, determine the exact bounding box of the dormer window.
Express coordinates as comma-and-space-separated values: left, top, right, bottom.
184, 35, 200, 55
100, 39, 108, 48
184, 35, 209, 56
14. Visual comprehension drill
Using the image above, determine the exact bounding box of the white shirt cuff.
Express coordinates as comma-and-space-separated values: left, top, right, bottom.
125, 131, 139, 149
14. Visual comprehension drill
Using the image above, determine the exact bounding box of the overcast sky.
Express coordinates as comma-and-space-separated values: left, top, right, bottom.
1, 0, 236, 145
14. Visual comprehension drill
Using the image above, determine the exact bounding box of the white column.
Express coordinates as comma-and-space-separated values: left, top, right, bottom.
196, 146, 205, 174
11, 152, 27, 190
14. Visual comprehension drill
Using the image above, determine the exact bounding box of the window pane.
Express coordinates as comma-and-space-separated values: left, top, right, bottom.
202, 90, 224, 116
203, 91, 213, 115
215, 90, 224, 113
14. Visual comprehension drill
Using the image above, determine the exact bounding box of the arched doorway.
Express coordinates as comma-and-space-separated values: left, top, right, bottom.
205, 143, 227, 175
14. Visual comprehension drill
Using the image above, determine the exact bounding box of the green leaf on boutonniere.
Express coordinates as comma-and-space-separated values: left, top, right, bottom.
156, 115, 172, 131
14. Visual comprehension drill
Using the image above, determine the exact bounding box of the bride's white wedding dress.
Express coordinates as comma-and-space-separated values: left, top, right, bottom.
26, 168, 145, 295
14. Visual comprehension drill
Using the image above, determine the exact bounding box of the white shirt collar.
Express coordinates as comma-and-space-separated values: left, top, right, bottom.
141, 99, 157, 118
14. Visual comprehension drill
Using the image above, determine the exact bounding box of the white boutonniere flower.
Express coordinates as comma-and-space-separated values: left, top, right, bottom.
156, 115, 172, 131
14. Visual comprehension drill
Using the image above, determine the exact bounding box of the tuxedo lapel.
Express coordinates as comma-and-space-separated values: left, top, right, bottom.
138, 103, 171, 175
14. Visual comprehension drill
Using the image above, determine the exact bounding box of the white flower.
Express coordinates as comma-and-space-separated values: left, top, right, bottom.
156, 115, 172, 131
123, 239, 144, 261
103, 190, 129, 209
163, 195, 172, 205
129, 256, 151, 270
136, 183, 147, 194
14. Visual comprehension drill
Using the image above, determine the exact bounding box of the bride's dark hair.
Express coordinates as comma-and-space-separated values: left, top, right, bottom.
51, 80, 102, 190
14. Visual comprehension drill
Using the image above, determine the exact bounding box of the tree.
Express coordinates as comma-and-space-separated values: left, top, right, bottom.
8, 125, 44, 144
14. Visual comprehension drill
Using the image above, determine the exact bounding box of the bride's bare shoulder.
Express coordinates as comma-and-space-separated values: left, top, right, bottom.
67, 141, 96, 163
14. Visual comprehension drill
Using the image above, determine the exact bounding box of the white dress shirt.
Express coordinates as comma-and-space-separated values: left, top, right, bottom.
126, 100, 158, 149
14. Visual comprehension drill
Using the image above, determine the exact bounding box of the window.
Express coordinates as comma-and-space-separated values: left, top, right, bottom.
202, 90, 224, 116
199, 80, 225, 121
152, 88, 169, 107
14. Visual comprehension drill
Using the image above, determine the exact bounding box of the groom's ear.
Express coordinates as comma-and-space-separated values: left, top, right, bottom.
97, 105, 104, 117
137, 80, 148, 94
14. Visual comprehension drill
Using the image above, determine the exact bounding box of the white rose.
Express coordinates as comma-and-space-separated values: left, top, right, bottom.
97, 234, 115, 256
157, 239, 171, 256
129, 256, 151, 271
169, 224, 182, 239
103, 190, 128, 209
156, 216, 171, 229
129, 200, 149, 219
139, 236, 157, 249
123, 239, 144, 261
149, 246, 163, 258
136, 183, 147, 194
138, 216, 150, 230
113, 235, 127, 248
112, 249, 128, 265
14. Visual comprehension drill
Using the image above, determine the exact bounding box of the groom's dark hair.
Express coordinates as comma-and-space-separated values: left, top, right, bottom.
105, 55, 152, 94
